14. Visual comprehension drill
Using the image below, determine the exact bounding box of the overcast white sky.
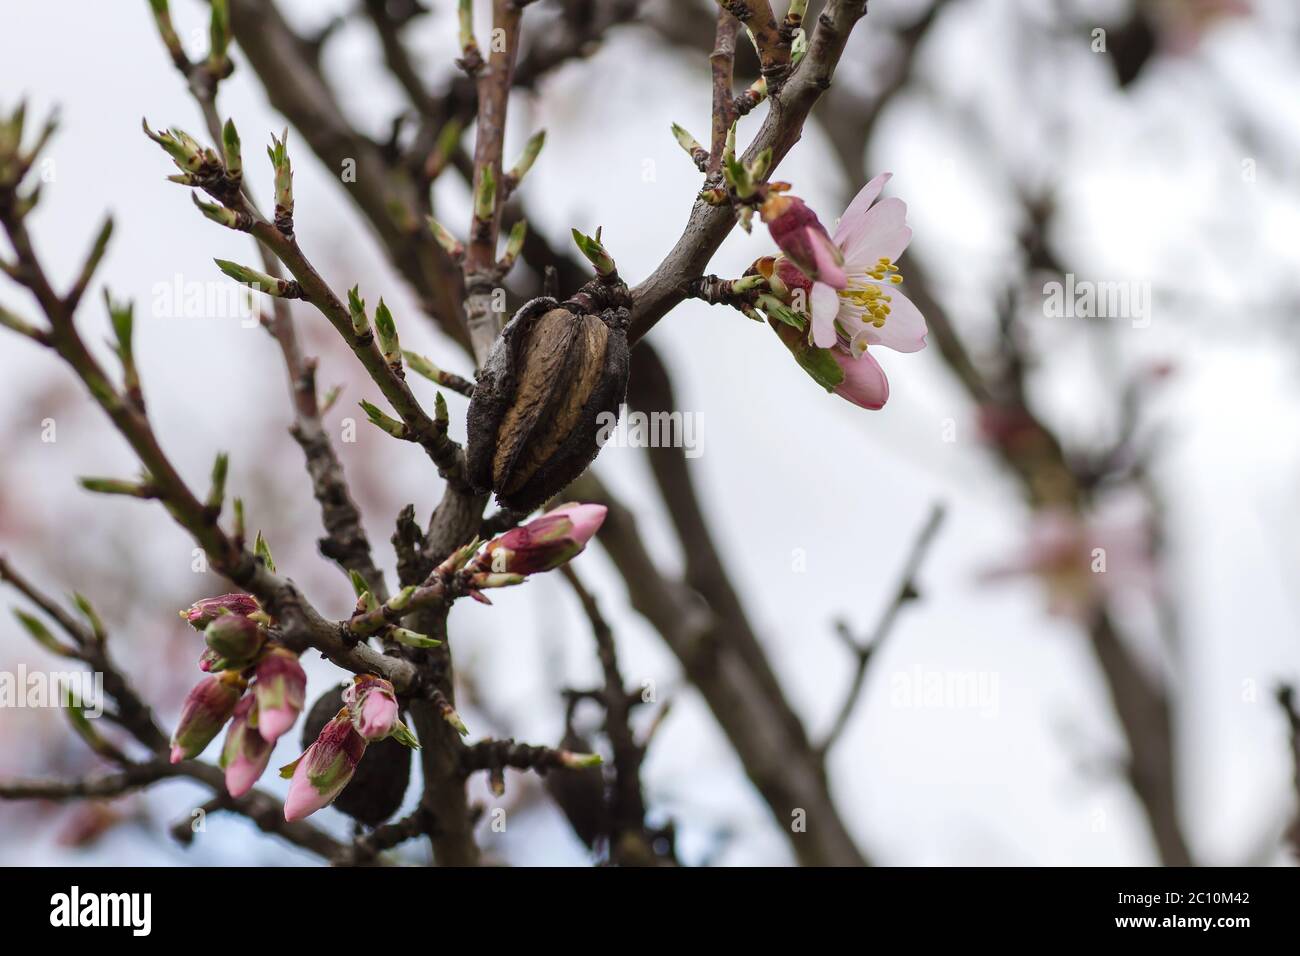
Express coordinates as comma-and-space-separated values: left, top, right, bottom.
2, 0, 1299, 866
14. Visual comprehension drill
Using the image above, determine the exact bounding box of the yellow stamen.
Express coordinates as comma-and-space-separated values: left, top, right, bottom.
839, 258, 904, 327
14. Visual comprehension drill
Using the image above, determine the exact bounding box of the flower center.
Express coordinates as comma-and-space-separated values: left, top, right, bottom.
838, 258, 904, 329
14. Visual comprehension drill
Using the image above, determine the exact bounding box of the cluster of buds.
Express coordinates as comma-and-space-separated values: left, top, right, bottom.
142, 118, 239, 206
281, 675, 418, 822
143, 114, 304, 255
171, 593, 307, 799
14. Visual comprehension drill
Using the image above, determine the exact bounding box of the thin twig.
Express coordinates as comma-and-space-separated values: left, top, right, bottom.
708, 11, 741, 175
817, 503, 947, 758
561, 565, 654, 859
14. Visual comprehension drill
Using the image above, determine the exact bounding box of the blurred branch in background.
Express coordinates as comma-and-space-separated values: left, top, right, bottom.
798, 0, 1198, 864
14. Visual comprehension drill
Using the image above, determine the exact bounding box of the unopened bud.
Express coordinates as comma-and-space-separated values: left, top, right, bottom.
359, 400, 408, 440
479, 503, 607, 575
499, 218, 527, 273
142, 118, 220, 176
473, 165, 496, 223
373, 298, 400, 366
254, 647, 306, 742
170, 672, 244, 762
221, 118, 241, 182
344, 675, 400, 742
214, 258, 302, 298
182, 592, 259, 630
428, 217, 464, 259
266, 130, 294, 230
204, 612, 264, 667
507, 129, 546, 186
281, 709, 367, 821
220, 694, 273, 797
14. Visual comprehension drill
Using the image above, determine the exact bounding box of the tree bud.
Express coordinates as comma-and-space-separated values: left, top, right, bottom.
181, 592, 259, 630
203, 612, 265, 667
170, 673, 244, 763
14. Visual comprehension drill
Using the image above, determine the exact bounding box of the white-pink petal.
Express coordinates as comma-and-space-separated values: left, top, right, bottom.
851, 287, 928, 354
839, 197, 913, 274
833, 172, 893, 247
833, 349, 890, 410
809, 282, 841, 349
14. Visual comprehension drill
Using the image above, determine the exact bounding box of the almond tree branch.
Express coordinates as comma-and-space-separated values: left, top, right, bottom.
560, 564, 657, 861
147, 6, 386, 598
708, 10, 742, 174
628, 0, 870, 344
0, 196, 415, 691
0, 556, 166, 750
1277, 685, 1300, 861
568, 469, 870, 867
362, 0, 437, 115
238, 212, 470, 487
0, 765, 171, 801
461, 0, 528, 364
226, 0, 471, 350
771, 0, 1194, 866
719, 0, 791, 91
817, 503, 946, 757
334, 804, 435, 866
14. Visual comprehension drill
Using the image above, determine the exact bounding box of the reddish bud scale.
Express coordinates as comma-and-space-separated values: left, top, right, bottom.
182, 592, 260, 630
344, 675, 399, 741
481, 503, 608, 575
761, 196, 844, 287
170, 673, 244, 763
283, 711, 368, 821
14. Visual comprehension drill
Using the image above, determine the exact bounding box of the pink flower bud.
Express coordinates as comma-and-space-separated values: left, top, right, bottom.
204, 612, 265, 666
760, 195, 846, 289
181, 592, 260, 630
282, 710, 367, 821
343, 675, 399, 741
482, 503, 607, 575
220, 694, 274, 797
254, 648, 307, 743
170, 673, 244, 763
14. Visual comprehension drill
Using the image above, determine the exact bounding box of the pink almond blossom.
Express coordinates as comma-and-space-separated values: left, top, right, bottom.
764, 173, 927, 409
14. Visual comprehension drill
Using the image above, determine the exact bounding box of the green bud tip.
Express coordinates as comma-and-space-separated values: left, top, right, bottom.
349, 570, 369, 599
474, 166, 496, 221
428, 217, 464, 258
509, 129, 546, 183
254, 530, 276, 573
221, 119, 241, 178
